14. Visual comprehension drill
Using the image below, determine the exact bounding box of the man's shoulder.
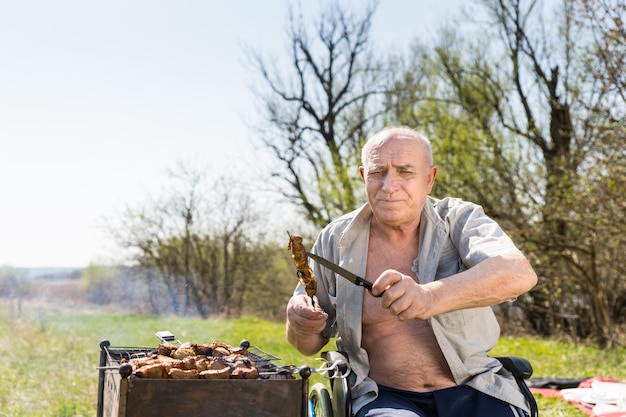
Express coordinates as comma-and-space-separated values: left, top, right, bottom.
317, 204, 370, 246
324, 205, 368, 228
428, 196, 481, 217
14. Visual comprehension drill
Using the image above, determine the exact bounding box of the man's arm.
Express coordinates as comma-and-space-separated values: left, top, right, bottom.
285, 294, 330, 356
372, 252, 537, 322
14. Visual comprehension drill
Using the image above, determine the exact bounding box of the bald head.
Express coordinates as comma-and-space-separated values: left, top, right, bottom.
362, 127, 434, 169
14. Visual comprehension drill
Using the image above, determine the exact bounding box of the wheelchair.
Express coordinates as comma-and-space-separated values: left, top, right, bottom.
308, 350, 538, 417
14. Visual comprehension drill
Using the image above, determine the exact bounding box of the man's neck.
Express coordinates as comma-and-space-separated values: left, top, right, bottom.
370, 216, 421, 244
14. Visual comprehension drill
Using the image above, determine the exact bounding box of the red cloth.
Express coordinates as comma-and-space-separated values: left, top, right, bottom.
531, 377, 626, 417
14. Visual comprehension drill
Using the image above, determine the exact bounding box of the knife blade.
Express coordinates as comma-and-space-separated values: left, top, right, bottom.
306, 251, 382, 296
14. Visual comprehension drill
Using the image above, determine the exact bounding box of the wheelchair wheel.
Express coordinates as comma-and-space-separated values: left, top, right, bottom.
309, 382, 333, 417
330, 373, 351, 417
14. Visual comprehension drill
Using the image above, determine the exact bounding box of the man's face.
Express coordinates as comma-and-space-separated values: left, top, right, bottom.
359, 134, 437, 228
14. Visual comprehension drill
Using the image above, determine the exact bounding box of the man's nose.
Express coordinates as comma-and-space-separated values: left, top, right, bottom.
381, 172, 400, 192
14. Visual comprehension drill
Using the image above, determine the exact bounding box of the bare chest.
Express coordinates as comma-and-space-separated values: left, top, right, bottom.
360, 232, 456, 390
362, 238, 418, 326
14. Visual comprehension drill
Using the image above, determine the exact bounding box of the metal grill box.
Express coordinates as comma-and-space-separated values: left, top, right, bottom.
96, 339, 310, 417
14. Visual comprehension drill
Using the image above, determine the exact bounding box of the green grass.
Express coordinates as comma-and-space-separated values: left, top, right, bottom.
492, 336, 626, 417
1, 300, 624, 416
0, 300, 333, 417
493, 336, 625, 381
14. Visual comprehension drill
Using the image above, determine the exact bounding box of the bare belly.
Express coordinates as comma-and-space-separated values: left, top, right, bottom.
362, 299, 456, 392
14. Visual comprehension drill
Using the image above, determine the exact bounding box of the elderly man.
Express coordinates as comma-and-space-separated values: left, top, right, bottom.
286, 126, 537, 417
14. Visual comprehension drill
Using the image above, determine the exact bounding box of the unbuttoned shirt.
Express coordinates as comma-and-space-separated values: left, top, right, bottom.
293, 196, 529, 414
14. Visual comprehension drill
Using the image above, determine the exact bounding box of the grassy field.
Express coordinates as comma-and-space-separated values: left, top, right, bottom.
0, 299, 624, 417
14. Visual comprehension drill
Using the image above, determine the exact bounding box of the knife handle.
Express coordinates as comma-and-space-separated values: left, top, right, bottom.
358, 278, 384, 297
358, 278, 373, 291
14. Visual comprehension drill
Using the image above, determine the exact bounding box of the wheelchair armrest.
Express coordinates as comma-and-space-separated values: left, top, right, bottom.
496, 356, 539, 417
496, 356, 533, 380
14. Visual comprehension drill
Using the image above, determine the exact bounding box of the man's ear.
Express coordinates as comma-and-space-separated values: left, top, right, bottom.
359, 166, 366, 182
427, 166, 438, 192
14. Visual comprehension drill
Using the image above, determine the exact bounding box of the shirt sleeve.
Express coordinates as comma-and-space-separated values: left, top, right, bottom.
448, 201, 522, 267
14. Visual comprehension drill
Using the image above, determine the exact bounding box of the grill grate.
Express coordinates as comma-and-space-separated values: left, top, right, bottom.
100, 332, 282, 369
103, 346, 156, 364
246, 345, 280, 362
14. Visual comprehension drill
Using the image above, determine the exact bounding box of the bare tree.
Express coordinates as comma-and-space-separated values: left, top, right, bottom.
248, 1, 389, 227
388, 0, 626, 346
101, 162, 287, 318
571, 0, 625, 104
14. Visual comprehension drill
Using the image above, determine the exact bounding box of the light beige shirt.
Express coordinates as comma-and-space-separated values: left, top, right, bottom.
294, 196, 529, 414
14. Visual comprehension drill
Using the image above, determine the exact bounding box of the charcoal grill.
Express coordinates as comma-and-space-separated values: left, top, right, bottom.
96, 333, 311, 417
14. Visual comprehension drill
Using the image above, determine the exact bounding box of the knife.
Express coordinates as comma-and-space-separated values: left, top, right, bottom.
305, 252, 383, 296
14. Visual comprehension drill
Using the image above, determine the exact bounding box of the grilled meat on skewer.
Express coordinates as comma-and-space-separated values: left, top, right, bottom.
287, 232, 317, 307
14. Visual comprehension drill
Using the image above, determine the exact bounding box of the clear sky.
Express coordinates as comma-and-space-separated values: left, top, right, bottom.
0, 0, 465, 268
